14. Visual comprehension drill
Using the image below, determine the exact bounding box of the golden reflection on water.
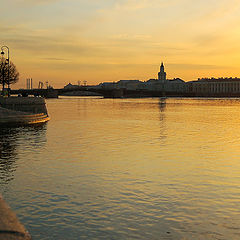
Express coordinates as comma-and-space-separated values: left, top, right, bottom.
2, 97, 240, 239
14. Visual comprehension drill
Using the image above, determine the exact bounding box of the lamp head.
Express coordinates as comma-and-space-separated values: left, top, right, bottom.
1, 51, 4, 56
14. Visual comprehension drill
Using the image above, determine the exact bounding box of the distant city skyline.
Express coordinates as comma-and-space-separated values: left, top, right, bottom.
2, 0, 240, 89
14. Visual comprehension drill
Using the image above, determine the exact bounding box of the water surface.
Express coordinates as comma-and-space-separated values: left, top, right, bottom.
1, 97, 240, 239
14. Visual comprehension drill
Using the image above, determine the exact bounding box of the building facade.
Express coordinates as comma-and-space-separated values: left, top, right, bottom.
187, 78, 240, 96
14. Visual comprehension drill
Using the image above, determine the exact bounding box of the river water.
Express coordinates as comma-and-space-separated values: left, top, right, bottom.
1, 97, 240, 239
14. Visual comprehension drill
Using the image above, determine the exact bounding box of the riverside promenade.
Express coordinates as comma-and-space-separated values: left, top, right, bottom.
0, 195, 31, 239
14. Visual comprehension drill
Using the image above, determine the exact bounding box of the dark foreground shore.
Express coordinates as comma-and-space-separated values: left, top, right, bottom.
0, 195, 31, 240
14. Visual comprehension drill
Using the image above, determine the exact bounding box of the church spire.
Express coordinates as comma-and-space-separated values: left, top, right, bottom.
160, 62, 164, 72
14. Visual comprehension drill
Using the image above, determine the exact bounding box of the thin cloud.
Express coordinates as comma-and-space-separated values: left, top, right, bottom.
169, 63, 223, 70
14, 0, 60, 5
42, 57, 69, 61
199, 0, 240, 23
110, 0, 185, 11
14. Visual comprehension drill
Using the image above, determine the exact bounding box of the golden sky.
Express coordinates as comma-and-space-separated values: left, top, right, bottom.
2, 0, 240, 88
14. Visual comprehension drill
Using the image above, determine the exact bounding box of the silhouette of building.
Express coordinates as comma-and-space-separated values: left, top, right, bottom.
144, 63, 186, 93
158, 62, 167, 82
64, 83, 79, 89
99, 62, 187, 94
100, 80, 142, 90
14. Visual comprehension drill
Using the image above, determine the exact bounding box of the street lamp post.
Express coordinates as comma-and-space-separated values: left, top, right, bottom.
1, 46, 10, 96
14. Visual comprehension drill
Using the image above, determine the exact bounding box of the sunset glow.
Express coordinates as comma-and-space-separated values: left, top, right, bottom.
2, 0, 240, 88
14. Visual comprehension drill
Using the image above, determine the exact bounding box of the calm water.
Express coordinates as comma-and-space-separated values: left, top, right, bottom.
1, 97, 240, 239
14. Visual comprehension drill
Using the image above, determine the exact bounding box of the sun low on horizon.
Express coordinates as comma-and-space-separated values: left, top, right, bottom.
2, 0, 240, 89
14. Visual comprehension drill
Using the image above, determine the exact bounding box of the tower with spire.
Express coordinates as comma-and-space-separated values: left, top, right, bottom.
158, 62, 167, 82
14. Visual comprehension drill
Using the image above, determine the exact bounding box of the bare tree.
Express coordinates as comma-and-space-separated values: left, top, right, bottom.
0, 60, 19, 88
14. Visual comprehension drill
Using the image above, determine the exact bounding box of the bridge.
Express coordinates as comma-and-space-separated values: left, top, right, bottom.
10, 87, 119, 98
10, 88, 58, 98
10, 86, 182, 98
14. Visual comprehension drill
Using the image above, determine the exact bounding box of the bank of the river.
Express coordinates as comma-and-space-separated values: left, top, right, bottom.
0, 195, 31, 240
0, 97, 49, 126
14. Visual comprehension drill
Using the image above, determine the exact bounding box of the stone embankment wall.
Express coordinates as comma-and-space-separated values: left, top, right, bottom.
0, 195, 31, 240
0, 97, 48, 115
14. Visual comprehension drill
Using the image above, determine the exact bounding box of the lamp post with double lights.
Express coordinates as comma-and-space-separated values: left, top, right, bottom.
1, 46, 10, 96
